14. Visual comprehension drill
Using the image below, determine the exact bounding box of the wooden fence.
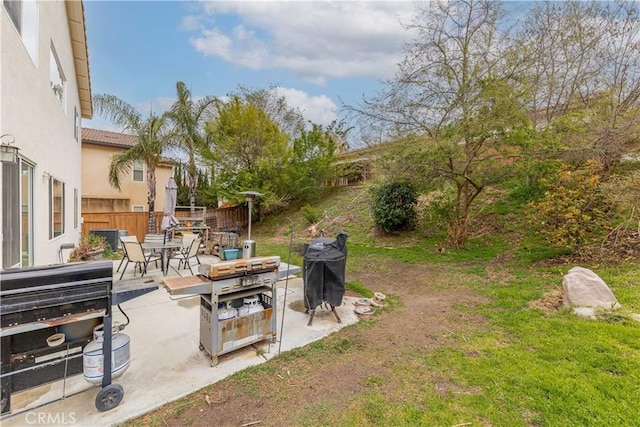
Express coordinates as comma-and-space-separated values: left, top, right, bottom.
81, 212, 161, 242
82, 205, 247, 242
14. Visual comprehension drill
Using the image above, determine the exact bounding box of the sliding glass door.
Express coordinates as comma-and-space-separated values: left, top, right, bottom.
21, 161, 34, 266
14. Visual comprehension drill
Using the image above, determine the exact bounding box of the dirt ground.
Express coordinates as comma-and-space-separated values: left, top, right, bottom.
130, 258, 493, 427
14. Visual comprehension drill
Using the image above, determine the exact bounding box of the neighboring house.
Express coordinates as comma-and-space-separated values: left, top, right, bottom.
81, 127, 175, 214
328, 145, 377, 187
1, 0, 91, 268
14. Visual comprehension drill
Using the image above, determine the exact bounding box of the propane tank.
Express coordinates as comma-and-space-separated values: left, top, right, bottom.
83, 323, 131, 384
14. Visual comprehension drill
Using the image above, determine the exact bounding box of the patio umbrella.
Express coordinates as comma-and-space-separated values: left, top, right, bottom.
161, 177, 180, 231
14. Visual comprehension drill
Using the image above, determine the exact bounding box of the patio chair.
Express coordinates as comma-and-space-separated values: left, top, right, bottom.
144, 233, 168, 260
180, 232, 202, 265
58, 243, 76, 263
116, 235, 139, 273
119, 240, 162, 280
169, 237, 202, 275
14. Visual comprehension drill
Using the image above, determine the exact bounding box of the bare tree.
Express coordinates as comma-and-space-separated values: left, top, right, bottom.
587, 1, 640, 170
516, 1, 605, 126
515, 1, 640, 171
349, 0, 528, 246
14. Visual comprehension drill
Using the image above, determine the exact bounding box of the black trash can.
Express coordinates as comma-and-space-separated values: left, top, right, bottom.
302, 231, 348, 312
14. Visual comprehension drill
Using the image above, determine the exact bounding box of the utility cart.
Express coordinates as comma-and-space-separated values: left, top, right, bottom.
164, 256, 279, 366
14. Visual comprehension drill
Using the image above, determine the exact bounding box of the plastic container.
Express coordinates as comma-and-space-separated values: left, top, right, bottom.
222, 248, 240, 260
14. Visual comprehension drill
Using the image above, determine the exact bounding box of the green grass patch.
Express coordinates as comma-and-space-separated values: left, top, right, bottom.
347, 238, 508, 265
127, 181, 640, 427
345, 280, 372, 298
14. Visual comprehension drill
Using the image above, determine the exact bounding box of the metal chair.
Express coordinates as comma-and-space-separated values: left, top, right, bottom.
58, 243, 76, 263
144, 233, 167, 260
119, 241, 162, 280
169, 237, 202, 275
116, 236, 139, 273
180, 233, 202, 265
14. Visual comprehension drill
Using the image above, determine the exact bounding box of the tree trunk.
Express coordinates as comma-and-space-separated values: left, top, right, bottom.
189, 158, 197, 215
147, 164, 157, 234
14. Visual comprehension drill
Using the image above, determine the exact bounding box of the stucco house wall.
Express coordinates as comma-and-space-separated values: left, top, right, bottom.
1, 0, 91, 267
81, 128, 175, 214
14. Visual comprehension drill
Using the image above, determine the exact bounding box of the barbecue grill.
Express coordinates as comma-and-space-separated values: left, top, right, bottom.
303, 231, 348, 326
164, 256, 280, 366
0, 261, 157, 415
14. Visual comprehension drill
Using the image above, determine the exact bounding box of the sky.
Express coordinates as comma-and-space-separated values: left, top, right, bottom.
82, 0, 418, 134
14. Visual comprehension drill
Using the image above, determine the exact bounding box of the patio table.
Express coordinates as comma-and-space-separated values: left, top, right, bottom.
141, 241, 183, 276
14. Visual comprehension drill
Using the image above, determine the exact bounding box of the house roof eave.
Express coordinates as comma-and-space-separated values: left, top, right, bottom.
65, 1, 93, 119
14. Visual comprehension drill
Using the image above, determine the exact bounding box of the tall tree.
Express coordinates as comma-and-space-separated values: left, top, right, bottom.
350, 0, 528, 246
515, 0, 640, 171
290, 122, 340, 203
585, 0, 640, 170
93, 94, 174, 234
236, 85, 305, 138
516, 1, 604, 126
168, 81, 216, 212
205, 96, 292, 212
204, 89, 339, 213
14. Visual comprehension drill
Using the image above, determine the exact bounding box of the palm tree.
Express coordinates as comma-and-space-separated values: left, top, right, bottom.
168, 82, 216, 213
93, 94, 174, 234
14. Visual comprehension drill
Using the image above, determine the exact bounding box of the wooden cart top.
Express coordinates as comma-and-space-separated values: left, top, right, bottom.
163, 275, 211, 294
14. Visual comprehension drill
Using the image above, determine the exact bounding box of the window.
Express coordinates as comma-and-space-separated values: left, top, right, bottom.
132, 205, 144, 212
132, 160, 144, 182
50, 43, 65, 107
49, 177, 64, 239
3, 0, 37, 63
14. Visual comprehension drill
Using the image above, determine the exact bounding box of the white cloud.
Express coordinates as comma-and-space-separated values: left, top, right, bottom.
87, 90, 336, 133
186, 1, 415, 84
275, 87, 338, 125
137, 97, 176, 116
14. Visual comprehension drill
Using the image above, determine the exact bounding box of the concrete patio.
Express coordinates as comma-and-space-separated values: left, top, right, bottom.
1, 254, 359, 426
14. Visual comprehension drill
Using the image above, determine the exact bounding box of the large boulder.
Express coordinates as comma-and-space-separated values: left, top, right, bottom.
563, 267, 621, 318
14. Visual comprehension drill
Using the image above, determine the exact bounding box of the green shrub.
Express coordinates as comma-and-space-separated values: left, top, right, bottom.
69, 234, 109, 262
369, 181, 418, 233
300, 204, 322, 225
526, 160, 611, 250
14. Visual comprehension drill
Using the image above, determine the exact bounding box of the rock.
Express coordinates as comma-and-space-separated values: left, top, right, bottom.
573, 307, 596, 319
562, 267, 621, 310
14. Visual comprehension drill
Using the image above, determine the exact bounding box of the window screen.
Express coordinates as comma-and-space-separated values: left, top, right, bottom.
132, 160, 144, 182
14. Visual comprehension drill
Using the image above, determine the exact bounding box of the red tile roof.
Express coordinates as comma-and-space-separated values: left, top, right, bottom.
82, 127, 138, 148
82, 127, 177, 165
218, 203, 239, 209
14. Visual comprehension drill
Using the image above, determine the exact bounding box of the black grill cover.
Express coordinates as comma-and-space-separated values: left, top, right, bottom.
303, 231, 348, 310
